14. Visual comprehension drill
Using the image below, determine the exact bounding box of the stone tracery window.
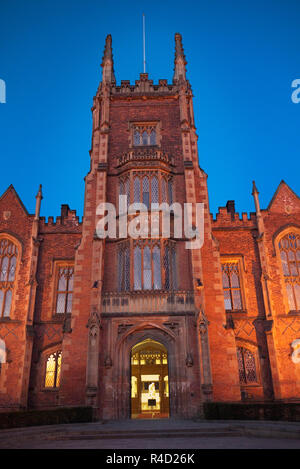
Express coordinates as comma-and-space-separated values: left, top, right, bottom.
55, 265, 74, 315
237, 346, 258, 384
44, 351, 62, 388
221, 262, 243, 311
133, 125, 156, 146
0, 238, 18, 318
119, 172, 173, 208
278, 232, 300, 311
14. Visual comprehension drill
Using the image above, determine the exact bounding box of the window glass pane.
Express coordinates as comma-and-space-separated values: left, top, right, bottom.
134, 130, 140, 146
56, 293, 66, 314
231, 271, 240, 288
143, 246, 152, 290
224, 290, 232, 310
153, 246, 161, 290
164, 245, 170, 290
68, 271, 74, 292
232, 289, 242, 310
56, 352, 62, 387
151, 176, 159, 204
244, 350, 257, 383
286, 283, 296, 310
171, 247, 177, 290
119, 180, 125, 196
168, 180, 173, 204
124, 246, 130, 291
66, 293, 73, 313
134, 177, 141, 203
294, 284, 300, 311
8, 256, 17, 282
161, 178, 167, 203
125, 178, 130, 208
142, 177, 150, 209
134, 247, 142, 290
142, 131, 148, 145
118, 248, 124, 291
0, 290, 4, 316
3, 290, 12, 317
280, 251, 289, 276
150, 130, 156, 145
237, 347, 246, 384
222, 271, 230, 288
45, 354, 56, 388
0, 257, 9, 282
58, 271, 67, 291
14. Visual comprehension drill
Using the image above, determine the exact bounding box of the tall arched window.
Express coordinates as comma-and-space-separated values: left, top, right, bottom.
278, 232, 300, 311
237, 347, 258, 384
0, 238, 18, 318
44, 351, 62, 388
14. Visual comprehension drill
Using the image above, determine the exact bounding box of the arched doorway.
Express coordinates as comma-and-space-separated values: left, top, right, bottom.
131, 339, 170, 419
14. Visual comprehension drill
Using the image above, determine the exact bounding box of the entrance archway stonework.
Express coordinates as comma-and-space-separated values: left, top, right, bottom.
98, 315, 203, 420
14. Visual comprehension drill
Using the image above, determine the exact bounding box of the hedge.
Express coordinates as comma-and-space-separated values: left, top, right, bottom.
0, 406, 94, 429
203, 401, 300, 422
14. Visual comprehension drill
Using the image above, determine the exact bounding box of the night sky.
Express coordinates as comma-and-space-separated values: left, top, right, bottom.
1, 0, 299, 219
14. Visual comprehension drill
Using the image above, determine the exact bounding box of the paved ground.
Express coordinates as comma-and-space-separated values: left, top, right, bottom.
0, 418, 300, 450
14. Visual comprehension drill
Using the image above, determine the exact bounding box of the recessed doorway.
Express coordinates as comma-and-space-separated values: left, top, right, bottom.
131, 339, 169, 419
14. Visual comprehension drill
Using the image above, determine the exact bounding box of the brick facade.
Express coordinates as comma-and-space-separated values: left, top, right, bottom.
0, 34, 299, 418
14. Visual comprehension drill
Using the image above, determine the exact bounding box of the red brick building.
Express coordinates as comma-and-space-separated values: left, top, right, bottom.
0, 34, 300, 419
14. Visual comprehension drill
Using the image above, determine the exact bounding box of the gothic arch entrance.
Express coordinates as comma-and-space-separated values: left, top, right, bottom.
130, 339, 170, 419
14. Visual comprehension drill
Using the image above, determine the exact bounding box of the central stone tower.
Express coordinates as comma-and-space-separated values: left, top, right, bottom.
58, 33, 241, 419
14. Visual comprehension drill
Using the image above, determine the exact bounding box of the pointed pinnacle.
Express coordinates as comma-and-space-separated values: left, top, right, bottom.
174, 33, 186, 63
36, 184, 43, 199
252, 180, 259, 196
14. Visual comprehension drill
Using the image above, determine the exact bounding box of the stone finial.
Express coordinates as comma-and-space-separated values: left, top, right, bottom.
252, 180, 259, 196
173, 33, 187, 83
101, 34, 116, 84
35, 184, 43, 220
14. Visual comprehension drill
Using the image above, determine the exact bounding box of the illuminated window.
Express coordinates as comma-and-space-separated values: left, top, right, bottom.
237, 347, 257, 384
44, 351, 62, 388
278, 232, 300, 311
120, 173, 173, 208
221, 262, 243, 311
55, 266, 74, 315
0, 239, 18, 318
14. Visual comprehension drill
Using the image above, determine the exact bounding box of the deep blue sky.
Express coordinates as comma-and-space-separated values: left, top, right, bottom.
0, 0, 299, 219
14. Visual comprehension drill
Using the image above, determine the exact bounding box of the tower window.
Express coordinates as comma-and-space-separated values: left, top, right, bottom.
0, 238, 18, 319
133, 126, 156, 146
278, 232, 300, 311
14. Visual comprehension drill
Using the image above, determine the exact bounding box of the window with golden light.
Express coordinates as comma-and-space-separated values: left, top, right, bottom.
278, 232, 300, 311
0, 238, 18, 318
44, 351, 62, 388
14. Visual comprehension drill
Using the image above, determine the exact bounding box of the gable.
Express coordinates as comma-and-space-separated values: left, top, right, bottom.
0, 185, 30, 221
267, 180, 300, 214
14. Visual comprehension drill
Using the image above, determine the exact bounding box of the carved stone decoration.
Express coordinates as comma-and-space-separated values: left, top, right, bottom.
198, 310, 209, 335
62, 316, 72, 334
186, 352, 193, 367
104, 355, 112, 368
118, 323, 133, 335
86, 310, 101, 330
291, 339, 300, 364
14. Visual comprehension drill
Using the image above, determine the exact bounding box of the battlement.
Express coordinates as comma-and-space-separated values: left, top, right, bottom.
211, 200, 257, 229
39, 204, 82, 232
